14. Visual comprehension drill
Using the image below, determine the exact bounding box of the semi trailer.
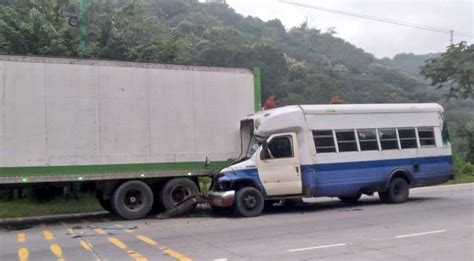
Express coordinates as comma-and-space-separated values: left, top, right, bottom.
0, 55, 260, 220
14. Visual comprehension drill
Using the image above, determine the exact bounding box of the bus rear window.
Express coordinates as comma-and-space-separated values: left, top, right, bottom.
418, 127, 436, 147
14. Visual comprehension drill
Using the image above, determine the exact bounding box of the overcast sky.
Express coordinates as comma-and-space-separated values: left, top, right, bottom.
226, 0, 473, 58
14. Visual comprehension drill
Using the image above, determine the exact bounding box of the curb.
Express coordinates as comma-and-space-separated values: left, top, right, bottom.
0, 211, 109, 226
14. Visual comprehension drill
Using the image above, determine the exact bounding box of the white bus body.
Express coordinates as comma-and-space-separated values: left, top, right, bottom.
210, 104, 454, 217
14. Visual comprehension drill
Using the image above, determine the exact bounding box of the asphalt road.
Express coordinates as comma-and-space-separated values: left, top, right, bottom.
1, 183, 473, 261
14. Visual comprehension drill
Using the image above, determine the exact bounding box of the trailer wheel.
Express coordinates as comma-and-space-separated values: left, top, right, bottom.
338, 194, 361, 204
234, 187, 264, 217
379, 177, 409, 204
160, 178, 199, 213
111, 181, 153, 220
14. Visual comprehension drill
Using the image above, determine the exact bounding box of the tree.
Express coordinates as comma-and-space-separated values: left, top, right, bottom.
420, 42, 474, 99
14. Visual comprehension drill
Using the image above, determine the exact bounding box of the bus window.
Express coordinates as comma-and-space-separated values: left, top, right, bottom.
398, 128, 418, 149
358, 129, 379, 151
313, 130, 336, 153
268, 135, 294, 158
418, 127, 436, 147
379, 129, 399, 150
336, 130, 358, 152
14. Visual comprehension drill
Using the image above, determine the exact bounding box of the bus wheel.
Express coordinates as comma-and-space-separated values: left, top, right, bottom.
160, 178, 199, 213
111, 181, 153, 220
379, 178, 409, 204
338, 194, 361, 204
234, 187, 264, 217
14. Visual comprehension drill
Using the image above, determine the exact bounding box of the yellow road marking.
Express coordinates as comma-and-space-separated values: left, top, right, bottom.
43, 230, 54, 241
136, 235, 157, 246
50, 243, 64, 260
108, 237, 127, 250
67, 228, 75, 234
161, 247, 192, 261
108, 237, 148, 261
94, 228, 107, 235
18, 248, 28, 261
80, 240, 93, 252
17, 233, 26, 243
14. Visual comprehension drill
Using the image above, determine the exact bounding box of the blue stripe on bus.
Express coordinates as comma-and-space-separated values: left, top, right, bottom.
301, 155, 452, 196
222, 155, 452, 197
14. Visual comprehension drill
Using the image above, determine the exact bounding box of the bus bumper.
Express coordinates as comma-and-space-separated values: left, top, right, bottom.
208, 190, 235, 207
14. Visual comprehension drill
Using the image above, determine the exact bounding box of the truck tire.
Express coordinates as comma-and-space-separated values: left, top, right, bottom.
234, 187, 264, 217
338, 194, 361, 204
111, 181, 153, 220
160, 178, 199, 213
379, 177, 409, 204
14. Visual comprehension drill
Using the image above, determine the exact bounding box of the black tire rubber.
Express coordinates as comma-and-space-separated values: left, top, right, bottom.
111, 180, 153, 220
338, 194, 362, 204
98, 198, 112, 212
379, 177, 409, 204
160, 178, 199, 213
234, 187, 264, 217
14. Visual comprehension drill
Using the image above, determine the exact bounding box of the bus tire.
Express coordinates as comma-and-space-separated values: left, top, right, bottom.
160, 178, 199, 213
379, 177, 409, 204
111, 181, 153, 220
338, 194, 361, 204
234, 187, 264, 217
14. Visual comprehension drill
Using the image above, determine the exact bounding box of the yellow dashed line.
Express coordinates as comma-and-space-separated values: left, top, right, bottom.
50, 243, 64, 260
80, 240, 93, 252
17, 233, 26, 243
138, 234, 192, 261
136, 235, 157, 246
108, 237, 127, 250
18, 248, 28, 261
94, 228, 107, 235
108, 237, 148, 261
43, 230, 54, 241
161, 247, 192, 261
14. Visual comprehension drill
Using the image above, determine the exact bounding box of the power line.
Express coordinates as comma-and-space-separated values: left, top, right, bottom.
280, 0, 474, 40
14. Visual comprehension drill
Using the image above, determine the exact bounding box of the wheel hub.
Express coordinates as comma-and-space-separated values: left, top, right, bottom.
243, 195, 257, 209
124, 190, 144, 211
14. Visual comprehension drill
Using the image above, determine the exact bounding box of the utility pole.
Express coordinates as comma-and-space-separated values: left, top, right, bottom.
449, 30, 454, 45
79, 0, 87, 54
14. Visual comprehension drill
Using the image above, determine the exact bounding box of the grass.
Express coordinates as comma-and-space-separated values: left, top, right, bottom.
448, 173, 474, 184
0, 194, 103, 219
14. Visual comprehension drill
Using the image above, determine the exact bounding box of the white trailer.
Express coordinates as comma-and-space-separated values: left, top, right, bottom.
0, 55, 260, 219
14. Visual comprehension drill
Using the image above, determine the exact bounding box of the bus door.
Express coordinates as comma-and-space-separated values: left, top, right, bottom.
256, 132, 302, 196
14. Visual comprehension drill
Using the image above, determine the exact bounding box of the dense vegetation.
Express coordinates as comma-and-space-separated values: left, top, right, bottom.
0, 0, 472, 178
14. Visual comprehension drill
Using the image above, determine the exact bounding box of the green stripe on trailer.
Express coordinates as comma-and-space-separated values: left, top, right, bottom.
253, 67, 262, 112
0, 161, 229, 177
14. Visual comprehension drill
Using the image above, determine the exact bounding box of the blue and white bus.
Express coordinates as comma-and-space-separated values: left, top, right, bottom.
209, 104, 454, 217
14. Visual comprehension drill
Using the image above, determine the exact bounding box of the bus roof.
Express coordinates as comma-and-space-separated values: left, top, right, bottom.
299, 103, 443, 115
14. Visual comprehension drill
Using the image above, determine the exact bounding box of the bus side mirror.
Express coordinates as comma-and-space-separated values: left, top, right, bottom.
260, 140, 271, 160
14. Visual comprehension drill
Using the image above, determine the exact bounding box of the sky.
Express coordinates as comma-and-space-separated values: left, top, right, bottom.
225, 0, 474, 58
